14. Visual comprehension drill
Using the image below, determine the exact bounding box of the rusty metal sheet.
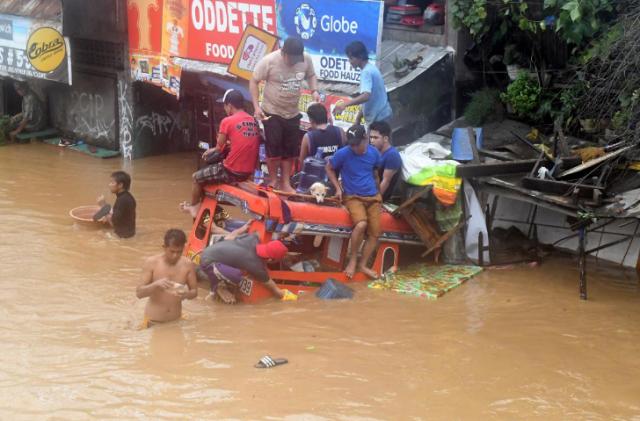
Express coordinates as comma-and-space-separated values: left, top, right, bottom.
0, 0, 61, 21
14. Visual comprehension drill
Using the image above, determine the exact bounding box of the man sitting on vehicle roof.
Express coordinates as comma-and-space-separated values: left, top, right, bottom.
197, 232, 298, 303
298, 102, 345, 163
180, 89, 260, 218
326, 125, 382, 279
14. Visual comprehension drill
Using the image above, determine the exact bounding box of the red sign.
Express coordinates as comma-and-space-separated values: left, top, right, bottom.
127, 0, 165, 54
187, 0, 277, 64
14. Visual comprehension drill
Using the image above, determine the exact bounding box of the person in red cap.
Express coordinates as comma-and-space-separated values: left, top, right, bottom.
198, 231, 297, 301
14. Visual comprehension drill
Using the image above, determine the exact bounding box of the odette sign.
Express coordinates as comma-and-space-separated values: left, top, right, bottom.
188, 0, 276, 64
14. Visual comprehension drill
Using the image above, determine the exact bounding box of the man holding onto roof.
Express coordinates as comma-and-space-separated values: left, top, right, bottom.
326, 125, 382, 279
250, 37, 320, 193
180, 89, 260, 218
333, 41, 392, 127
368, 120, 402, 202
198, 232, 298, 303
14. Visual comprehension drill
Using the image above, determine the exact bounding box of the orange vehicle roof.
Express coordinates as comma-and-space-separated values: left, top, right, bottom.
203, 182, 414, 234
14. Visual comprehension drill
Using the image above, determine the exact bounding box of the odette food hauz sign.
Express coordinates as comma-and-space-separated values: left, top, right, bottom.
276, 0, 383, 84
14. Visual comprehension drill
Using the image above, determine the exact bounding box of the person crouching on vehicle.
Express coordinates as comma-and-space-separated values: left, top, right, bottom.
180, 89, 260, 218
198, 232, 298, 302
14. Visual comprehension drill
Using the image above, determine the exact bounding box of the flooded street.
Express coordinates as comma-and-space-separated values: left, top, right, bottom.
1, 143, 640, 420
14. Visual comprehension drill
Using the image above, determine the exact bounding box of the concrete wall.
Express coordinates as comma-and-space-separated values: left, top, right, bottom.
131, 82, 186, 159
48, 71, 118, 149
63, 0, 126, 42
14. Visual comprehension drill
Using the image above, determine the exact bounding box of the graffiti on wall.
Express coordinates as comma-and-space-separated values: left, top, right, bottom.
118, 80, 134, 160
135, 111, 178, 137
67, 91, 116, 141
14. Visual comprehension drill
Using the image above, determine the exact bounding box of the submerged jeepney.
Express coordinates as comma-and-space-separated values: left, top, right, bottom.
185, 182, 421, 303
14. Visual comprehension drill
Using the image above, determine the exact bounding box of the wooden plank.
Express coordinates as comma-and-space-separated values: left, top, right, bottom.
468, 127, 481, 163
456, 159, 540, 177
393, 185, 432, 216
522, 177, 603, 198
399, 206, 440, 249
558, 145, 633, 178
421, 219, 465, 258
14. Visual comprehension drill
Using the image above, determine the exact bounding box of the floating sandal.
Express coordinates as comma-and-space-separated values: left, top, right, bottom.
92, 204, 111, 221
255, 355, 288, 369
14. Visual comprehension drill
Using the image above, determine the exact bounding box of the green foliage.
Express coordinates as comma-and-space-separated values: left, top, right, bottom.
500, 73, 542, 118
611, 89, 640, 130
464, 88, 502, 126
580, 23, 622, 64
451, 0, 489, 38
452, 0, 614, 46
558, 81, 586, 125
544, 0, 613, 45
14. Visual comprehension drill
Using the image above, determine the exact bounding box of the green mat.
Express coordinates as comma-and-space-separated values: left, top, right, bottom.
369, 264, 483, 299
69, 143, 120, 159
41, 138, 120, 158
16, 128, 59, 141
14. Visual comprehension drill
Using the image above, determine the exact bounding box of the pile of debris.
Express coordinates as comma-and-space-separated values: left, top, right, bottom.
416, 117, 640, 299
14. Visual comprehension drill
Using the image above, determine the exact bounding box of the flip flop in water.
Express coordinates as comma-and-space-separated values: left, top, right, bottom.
255, 355, 288, 369
92, 204, 111, 221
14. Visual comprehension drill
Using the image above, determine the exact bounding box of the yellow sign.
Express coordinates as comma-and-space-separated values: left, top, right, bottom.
228, 25, 278, 82
27, 27, 66, 73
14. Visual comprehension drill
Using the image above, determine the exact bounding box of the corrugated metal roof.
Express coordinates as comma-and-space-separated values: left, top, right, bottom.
0, 0, 62, 21
319, 40, 453, 95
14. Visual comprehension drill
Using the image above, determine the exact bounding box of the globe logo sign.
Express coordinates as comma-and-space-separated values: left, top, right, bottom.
294, 3, 317, 40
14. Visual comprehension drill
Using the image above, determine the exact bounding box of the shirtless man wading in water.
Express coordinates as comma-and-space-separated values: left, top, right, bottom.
136, 229, 197, 328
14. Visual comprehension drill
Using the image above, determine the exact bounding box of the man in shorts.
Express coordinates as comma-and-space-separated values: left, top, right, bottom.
250, 37, 320, 193
326, 125, 382, 279
182, 89, 260, 218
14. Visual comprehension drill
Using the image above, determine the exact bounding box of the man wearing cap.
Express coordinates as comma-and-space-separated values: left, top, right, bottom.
198, 232, 298, 302
250, 37, 320, 193
181, 89, 260, 218
326, 125, 383, 279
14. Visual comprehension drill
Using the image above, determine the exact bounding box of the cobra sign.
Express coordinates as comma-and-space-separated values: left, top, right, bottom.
0, 14, 71, 84
276, 0, 383, 84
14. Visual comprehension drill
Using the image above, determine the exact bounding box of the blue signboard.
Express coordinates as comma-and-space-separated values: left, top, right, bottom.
276, 0, 383, 84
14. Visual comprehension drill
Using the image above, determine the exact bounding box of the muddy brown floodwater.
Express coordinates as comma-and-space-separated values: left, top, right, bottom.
1, 143, 640, 420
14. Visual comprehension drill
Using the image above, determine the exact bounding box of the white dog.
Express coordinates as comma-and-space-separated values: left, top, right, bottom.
309, 182, 329, 248
309, 182, 328, 203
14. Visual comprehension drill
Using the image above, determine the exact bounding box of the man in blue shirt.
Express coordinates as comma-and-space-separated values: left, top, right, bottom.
326, 125, 382, 279
368, 121, 402, 202
333, 41, 393, 126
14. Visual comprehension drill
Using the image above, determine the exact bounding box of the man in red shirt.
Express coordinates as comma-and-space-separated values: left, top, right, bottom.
181, 89, 260, 218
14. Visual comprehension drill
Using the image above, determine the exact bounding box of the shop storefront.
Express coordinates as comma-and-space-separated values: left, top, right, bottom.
126, 0, 454, 159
